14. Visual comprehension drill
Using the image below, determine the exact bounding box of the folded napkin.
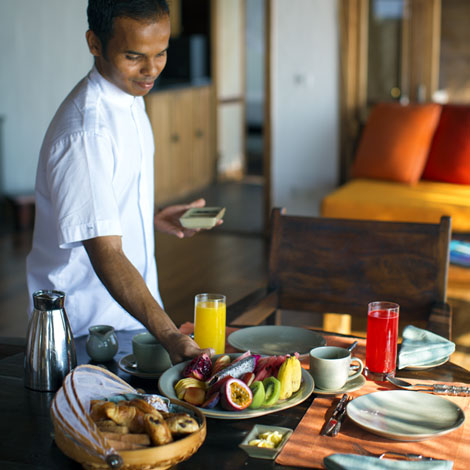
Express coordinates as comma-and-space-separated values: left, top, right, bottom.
324, 454, 453, 470
398, 325, 455, 370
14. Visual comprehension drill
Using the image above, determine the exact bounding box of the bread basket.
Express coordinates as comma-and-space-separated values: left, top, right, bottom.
51, 365, 206, 470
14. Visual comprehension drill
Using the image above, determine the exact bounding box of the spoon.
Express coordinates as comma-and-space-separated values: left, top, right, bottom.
347, 341, 358, 353
386, 376, 470, 395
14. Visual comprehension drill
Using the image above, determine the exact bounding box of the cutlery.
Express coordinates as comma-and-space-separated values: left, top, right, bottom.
352, 443, 437, 461
347, 341, 358, 353
321, 394, 348, 436
328, 397, 350, 437
387, 376, 470, 395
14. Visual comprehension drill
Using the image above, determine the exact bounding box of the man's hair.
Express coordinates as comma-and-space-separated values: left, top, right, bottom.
87, 0, 170, 55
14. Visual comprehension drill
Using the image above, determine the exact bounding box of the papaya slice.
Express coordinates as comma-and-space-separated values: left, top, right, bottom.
262, 377, 281, 407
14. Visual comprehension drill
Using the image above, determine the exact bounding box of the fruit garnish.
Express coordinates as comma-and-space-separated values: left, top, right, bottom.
248, 380, 265, 409
241, 372, 255, 387
183, 353, 212, 381
262, 376, 281, 406
220, 378, 253, 411
277, 356, 302, 400
174, 377, 207, 400
249, 430, 284, 448
207, 355, 257, 387
201, 392, 220, 409
211, 354, 231, 375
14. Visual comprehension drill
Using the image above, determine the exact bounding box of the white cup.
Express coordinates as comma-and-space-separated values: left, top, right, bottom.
309, 346, 364, 390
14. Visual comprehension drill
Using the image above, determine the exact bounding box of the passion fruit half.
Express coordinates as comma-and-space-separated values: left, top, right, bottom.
220, 377, 253, 411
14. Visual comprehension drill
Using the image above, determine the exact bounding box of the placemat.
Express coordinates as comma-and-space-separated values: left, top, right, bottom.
276, 376, 470, 470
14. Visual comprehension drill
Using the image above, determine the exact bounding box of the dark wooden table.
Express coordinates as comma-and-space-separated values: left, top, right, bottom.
1, 329, 469, 470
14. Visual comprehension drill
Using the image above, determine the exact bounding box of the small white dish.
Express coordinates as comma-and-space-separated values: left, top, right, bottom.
118, 353, 163, 379
313, 373, 366, 396
403, 355, 450, 370
239, 424, 293, 460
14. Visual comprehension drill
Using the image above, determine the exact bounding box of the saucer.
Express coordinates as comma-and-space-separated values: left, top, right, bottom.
118, 354, 163, 379
403, 355, 450, 371
313, 374, 366, 395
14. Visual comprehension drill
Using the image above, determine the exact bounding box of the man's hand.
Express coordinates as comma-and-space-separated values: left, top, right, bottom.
154, 198, 206, 239
162, 331, 215, 364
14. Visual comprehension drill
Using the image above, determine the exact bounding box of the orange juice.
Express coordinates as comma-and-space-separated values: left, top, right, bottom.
194, 295, 226, 354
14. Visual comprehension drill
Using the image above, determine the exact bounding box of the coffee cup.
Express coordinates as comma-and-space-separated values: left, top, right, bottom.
132, 332, 172, 373
309, 346, 364, 390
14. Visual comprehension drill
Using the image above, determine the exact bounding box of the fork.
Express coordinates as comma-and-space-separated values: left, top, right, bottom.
352, 443, 436, 461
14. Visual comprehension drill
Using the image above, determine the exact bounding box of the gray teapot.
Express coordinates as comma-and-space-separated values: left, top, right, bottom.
86, 325, 119, 362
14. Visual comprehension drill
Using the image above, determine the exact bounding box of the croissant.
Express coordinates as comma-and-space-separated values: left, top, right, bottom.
165, 413, 199, 436
144, 414, 173, 446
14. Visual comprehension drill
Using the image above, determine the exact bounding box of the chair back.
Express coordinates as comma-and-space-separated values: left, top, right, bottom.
268, 209, 451, 331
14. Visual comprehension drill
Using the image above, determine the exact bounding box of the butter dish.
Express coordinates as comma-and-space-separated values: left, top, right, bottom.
179, 207, 225, 229
239, 424, 293, 460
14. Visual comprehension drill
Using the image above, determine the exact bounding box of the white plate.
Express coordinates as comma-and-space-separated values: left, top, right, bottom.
403, 356, 450, 371
346, 390, 465, 441
228, 326, 326, 356
118, 354, 164, 379
158, 354, 314, 419
313, 374, 366, 396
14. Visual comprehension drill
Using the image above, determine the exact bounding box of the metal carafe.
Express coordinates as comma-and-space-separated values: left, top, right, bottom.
24, 290, 77, 391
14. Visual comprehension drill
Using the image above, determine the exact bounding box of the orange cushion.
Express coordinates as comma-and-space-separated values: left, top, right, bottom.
421, 104, 470, 185
351, 102, 442, 184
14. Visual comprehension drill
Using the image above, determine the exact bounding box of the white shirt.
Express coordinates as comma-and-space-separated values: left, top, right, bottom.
26, 66, 163, 337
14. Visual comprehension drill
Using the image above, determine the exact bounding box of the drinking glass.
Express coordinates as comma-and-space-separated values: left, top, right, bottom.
194, 293, 226, 354
365, 301, 399, 381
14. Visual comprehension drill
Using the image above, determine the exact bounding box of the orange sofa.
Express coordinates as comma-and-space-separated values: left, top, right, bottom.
321, 103, 470, 233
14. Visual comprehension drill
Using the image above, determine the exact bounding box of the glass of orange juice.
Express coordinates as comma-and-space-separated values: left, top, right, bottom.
194, 293, 226, 354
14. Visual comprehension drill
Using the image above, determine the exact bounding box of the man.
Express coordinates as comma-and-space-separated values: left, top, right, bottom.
26, 0, 213, 364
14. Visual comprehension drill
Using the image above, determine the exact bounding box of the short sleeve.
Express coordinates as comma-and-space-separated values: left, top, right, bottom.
47, 131, 123, 248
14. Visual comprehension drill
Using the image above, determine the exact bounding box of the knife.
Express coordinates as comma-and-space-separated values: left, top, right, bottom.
329, 398, 350, 437
321, 394, 348, 436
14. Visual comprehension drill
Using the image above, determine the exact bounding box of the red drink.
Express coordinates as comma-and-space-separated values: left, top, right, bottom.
365, 302, 399, 380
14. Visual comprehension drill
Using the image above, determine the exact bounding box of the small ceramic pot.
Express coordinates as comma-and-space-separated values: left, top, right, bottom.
86, 325, 119, 362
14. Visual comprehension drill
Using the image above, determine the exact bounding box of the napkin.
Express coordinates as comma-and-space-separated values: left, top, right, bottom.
398, 325, 455, 369
324, 454, 453, 470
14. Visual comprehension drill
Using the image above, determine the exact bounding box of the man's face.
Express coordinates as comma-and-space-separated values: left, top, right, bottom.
87, 15, 170, 96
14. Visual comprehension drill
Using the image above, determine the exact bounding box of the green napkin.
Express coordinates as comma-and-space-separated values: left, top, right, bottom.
397, 325, 455, 370
324, 453, 453, 470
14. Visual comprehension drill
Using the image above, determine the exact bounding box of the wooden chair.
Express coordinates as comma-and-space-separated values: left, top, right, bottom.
228, 209, 452, 339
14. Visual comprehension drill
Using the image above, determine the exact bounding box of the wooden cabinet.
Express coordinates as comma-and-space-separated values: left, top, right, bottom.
145, 85, 215, 206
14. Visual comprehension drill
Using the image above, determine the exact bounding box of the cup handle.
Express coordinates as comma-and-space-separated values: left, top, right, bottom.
348, 357, 364, 381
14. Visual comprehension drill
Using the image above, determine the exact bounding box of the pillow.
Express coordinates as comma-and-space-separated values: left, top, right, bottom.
351, 102, 442, 184
421, 104, 470, 185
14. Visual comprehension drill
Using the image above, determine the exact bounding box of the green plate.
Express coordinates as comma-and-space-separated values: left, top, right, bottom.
158, 353, 314, 420
347, 390, 465, 441
228, 325, 326, 355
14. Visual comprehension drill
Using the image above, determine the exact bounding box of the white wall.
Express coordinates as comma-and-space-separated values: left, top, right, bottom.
0, 0, 92, 194
271, 0, 339, 215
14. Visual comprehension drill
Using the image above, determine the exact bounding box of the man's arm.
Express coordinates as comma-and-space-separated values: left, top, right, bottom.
83, 235, 211, 364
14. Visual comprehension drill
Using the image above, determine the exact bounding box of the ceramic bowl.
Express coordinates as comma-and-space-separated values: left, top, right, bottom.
239, 424, 293, 460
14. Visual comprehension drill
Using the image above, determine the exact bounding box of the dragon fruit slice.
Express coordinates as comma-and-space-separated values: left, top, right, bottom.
183, 353, 213, 381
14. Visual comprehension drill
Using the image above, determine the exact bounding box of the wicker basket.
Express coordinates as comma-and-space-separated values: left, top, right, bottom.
51, 365, 206, 470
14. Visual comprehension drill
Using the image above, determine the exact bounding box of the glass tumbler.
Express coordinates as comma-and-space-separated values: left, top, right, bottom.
365, 301, 399, 381
194, 293, 226, 354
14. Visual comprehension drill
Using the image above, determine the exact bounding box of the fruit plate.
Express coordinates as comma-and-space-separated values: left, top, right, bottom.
158, 354, 314, 420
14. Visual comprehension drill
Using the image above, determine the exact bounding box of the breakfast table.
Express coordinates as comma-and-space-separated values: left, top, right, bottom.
1, 326, 469, 470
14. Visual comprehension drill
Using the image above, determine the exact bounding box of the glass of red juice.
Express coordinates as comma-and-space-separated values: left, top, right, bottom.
365, 301, 399, 381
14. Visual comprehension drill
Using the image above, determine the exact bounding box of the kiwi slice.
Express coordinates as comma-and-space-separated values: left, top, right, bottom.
249, 381, 265, 409
262, 377, 281, 407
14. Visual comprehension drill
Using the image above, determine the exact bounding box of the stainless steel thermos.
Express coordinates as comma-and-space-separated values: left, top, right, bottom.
24, 290, 77, 391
